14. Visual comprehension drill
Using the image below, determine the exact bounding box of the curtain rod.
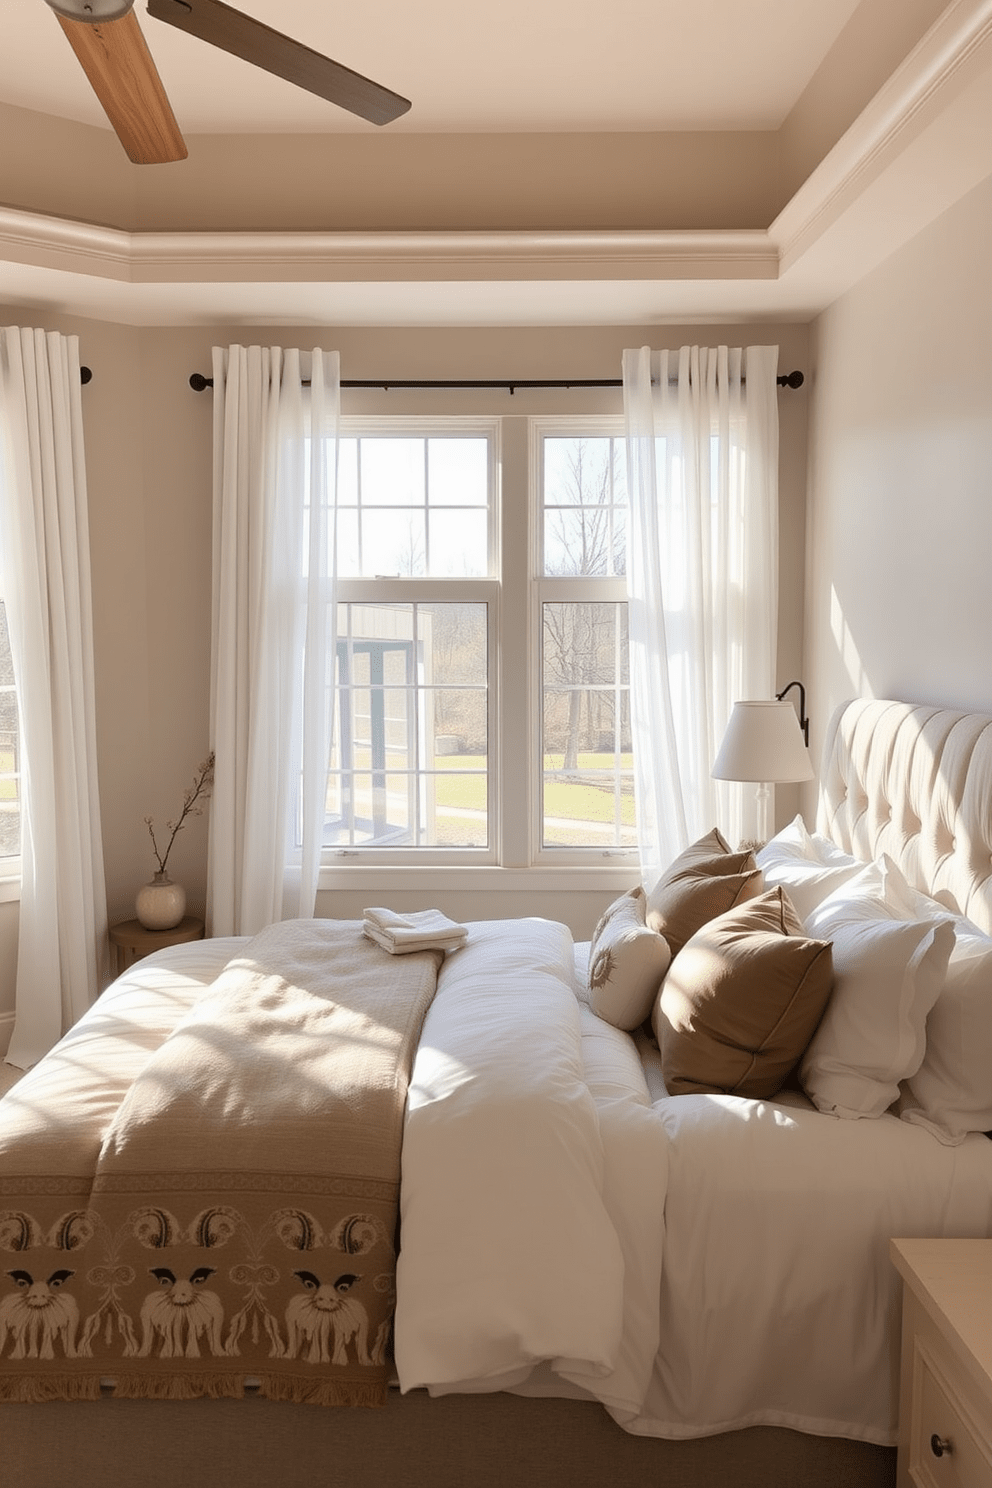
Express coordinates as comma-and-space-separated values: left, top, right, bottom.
185, 370, 805, 394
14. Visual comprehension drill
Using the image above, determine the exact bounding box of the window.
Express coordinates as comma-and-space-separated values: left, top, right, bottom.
0, 598, 18, 866
536, 428, 633, 858
321, 415, 635, 873
328, 425, 497, 861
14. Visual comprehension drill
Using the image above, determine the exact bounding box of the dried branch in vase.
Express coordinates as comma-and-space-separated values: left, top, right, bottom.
144, 752, 215, 875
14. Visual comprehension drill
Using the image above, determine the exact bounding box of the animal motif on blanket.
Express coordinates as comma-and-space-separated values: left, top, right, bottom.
137, 1266, 226, 1359
0, 1208, 95, 1361
284, 1271, 371, 1366
0, 1269, 78, 1360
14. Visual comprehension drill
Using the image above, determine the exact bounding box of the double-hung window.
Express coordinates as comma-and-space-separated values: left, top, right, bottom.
0, 414, 21, 883
327, 421, 498, 863
0, 598, 18, 872
320, 412, 636, 875
534, 422, 633, 862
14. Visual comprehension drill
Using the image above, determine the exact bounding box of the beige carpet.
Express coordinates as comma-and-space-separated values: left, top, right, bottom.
0, 1061, 23, 1097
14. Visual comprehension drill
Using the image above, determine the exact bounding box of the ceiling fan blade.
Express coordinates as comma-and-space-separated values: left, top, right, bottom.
146, 0, 411, 126
56, 9, 188, 163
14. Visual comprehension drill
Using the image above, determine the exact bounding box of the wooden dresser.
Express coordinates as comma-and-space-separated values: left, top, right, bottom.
891, 1238, 992, 1488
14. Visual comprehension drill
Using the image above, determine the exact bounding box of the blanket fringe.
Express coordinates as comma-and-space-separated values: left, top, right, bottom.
0, 1373, 387, 1408
0, 1374, 104, 1404
255, 1373, 387, 1409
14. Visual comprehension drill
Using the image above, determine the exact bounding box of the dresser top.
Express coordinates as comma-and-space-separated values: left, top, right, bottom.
891, 1238, 992, 1400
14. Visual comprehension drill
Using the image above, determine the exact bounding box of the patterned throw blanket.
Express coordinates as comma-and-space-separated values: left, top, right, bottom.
0, 919, 441, 1406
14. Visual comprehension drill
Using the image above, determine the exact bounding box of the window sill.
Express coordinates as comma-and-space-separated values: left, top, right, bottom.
317, 863, 640, 893
0, 877, 21, 904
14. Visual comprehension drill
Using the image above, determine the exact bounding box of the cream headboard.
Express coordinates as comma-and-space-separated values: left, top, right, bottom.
817, 698, 992, 938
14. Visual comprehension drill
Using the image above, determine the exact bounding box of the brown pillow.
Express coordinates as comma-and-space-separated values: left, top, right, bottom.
653, 886, 834, 1099
645, 830, 762, 958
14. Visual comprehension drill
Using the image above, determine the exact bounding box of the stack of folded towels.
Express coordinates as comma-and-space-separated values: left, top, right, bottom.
362, 906, 469, 955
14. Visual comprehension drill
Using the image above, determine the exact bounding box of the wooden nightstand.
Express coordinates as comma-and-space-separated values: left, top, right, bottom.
109, 916, 205, 976
891, 1238, 992, 1488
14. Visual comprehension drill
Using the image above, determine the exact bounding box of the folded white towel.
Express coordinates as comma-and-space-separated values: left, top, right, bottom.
362, 907, 468, 955
363, 924, 465, 955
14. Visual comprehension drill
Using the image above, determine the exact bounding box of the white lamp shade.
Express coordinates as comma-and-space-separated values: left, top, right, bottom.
712, 700, 814, 784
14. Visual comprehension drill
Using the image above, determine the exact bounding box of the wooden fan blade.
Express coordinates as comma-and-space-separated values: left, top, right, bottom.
146, 0, 411, 126
56, 9, 187, 163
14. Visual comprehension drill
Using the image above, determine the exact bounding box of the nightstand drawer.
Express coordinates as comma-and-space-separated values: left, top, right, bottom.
911, 1348, 992, 1488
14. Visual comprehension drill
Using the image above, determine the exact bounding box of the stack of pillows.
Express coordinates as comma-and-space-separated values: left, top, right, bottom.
586, 817, 992, 1146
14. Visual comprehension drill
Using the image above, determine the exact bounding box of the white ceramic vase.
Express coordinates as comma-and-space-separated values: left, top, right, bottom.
135, 870, 186, 930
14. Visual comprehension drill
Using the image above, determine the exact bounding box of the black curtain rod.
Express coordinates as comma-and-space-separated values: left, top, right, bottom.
186, 370, 805, 394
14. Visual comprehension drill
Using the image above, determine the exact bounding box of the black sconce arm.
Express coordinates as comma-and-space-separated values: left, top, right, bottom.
776, 680, 810, 747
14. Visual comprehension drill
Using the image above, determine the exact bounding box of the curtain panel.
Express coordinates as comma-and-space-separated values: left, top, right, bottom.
623, 345, 779, 891
207, 346, 340, 937
0, 327, 108, 1068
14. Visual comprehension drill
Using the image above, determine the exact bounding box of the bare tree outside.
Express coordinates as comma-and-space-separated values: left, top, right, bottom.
541, 436, 634, 849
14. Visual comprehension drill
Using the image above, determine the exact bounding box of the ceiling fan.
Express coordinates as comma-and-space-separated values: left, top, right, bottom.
43, 0, 412, 165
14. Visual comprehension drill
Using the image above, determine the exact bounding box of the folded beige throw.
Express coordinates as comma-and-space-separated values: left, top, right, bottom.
0, 919, 440, 1407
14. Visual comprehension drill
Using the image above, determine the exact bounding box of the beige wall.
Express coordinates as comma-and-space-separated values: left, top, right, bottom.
0, 315, 809, 1026
0, 104, 782, 234
803, 172, 992, 792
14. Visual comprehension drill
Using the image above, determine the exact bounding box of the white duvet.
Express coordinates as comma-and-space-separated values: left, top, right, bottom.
393, 920, 992, 1446
394, 918, 668, 1420
13, 921, 992, 1446
628, 1073, 992, 1443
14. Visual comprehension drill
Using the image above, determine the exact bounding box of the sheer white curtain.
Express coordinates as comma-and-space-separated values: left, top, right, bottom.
623, 345, 779, 890
207, 345, 340, 936
0, 327, 107, 1068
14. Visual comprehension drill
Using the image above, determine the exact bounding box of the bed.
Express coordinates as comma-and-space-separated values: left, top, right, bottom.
2, 697, 991, 1488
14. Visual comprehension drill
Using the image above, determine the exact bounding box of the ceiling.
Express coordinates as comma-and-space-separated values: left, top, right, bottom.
3, 0, 992, 327
3, 0, 865, 136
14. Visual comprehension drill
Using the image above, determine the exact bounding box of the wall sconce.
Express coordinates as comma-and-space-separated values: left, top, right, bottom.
775, 679, 810, 746
712, 683, 813, 843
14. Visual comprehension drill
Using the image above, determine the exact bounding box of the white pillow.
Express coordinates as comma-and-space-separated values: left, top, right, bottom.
587, 887, 671, 1030
800, 863, 955, 1119
756, 815, 862, 921
873, 858, 992, 1145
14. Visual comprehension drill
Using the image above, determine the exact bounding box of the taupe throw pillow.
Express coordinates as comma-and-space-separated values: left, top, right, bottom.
653, 886, 834, 1099
645, 829, 763, 958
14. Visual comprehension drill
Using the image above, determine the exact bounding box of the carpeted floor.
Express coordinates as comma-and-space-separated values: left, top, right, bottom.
0, 1061, 22, 1097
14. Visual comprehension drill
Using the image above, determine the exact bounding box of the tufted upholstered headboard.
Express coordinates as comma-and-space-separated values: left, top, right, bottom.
817, 699, 992, 938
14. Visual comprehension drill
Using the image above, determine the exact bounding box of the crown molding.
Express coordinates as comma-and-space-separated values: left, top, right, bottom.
0, 211, 778, 286
774, 0, 992, 270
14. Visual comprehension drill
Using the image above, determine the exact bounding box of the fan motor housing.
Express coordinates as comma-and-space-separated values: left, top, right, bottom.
44, 0, 135, 22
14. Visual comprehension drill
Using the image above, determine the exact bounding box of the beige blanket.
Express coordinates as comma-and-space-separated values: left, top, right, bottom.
0, 919, 440, 1406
